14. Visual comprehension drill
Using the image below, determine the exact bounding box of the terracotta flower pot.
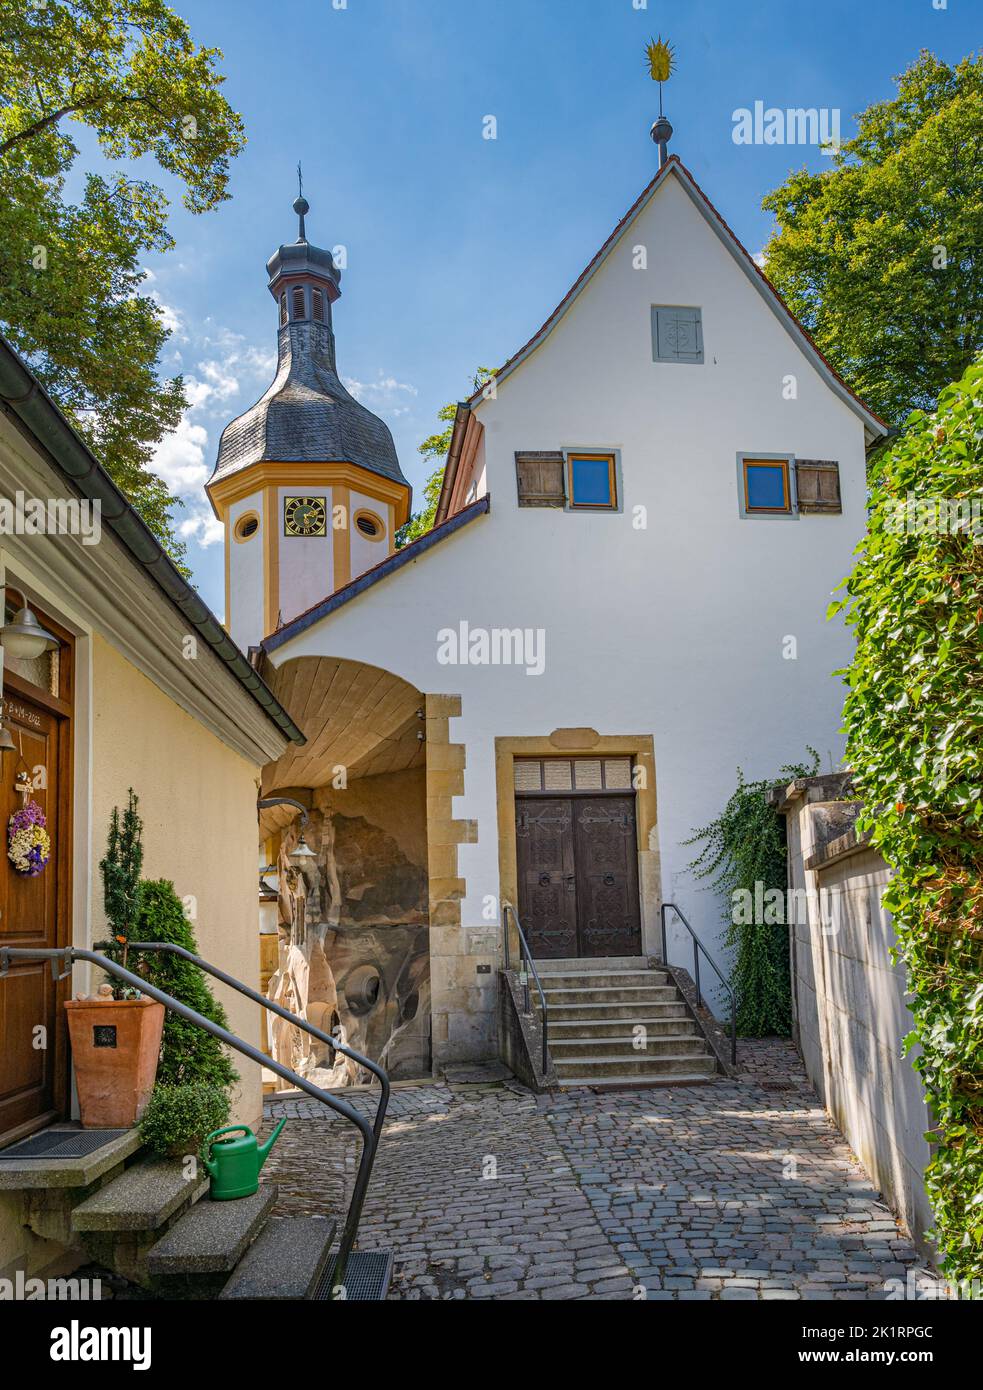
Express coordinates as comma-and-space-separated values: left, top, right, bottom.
64, 996, 165, 1128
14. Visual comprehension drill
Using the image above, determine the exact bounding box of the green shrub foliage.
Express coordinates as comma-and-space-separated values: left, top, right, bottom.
687, 753, 818, 1036
139, 1083, 230, 1158
133, 879, 238, 1090
832, 359, 983, 1283
100, 788, 143, 942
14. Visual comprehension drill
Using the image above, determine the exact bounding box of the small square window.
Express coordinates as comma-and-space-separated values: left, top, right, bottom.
568, 453, 616, 509
741, 457, 793, 515
652, 306, 704, 364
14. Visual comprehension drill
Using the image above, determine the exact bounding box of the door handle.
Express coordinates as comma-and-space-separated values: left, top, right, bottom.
603, 874, 615, 886
539, 873, 550, 886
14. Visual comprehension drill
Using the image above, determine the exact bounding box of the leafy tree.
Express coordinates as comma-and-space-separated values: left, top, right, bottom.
133, 879, 238, 1090
686, 752, 818, 1036
396, 367, 494, 546
0, 0, 246, 568
762, 51, 982, 426
832, 357, 983, 1282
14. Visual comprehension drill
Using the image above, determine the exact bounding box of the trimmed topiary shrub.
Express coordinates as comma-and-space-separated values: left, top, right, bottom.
139, 1083, 230, 1158
133, 880, 238, 1090
832, 357, 983, 1285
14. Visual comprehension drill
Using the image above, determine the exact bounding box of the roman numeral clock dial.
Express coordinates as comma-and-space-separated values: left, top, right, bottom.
283, 496, 327, 537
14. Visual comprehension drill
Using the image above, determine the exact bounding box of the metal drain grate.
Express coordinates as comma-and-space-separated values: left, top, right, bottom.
0, 1129, 129, 1160
312, 1249, 394, 1302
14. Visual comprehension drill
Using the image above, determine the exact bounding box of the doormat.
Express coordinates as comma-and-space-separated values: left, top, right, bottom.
312, 1249, 394, 1302
0, 1129, 129, 1160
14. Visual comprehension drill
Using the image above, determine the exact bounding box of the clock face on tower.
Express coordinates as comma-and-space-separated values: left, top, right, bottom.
283, 496, 327, 537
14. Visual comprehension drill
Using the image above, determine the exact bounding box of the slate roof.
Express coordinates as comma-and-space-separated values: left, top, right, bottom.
211, 321, 409, 489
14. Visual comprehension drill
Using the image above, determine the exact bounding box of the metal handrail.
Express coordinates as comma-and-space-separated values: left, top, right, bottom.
128, 941, 390, 1145
0, 945, 387, 1296
660, 903, 737, 1066
502, 903, 549, 1077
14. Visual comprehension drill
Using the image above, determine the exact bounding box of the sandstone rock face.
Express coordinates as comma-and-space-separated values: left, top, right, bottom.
267, 793, 431, 1083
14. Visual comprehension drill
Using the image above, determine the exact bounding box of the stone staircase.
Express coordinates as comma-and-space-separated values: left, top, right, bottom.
0, 1125, 337, 1299
536, 957, 718, 1088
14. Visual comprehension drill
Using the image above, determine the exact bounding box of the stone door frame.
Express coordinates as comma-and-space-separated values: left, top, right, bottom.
495, 731, 662, 962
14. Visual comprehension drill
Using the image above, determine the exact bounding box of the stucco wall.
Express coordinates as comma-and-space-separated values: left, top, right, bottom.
89, 633, 263, 1129
267, 168, 872, 1048
783, 788, 933, 1253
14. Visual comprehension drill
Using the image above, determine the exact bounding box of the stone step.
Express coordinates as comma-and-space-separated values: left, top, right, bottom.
72, 1157, 208, 1233
549, 1017, 697, 1039
0, 1127, 141, 1192
539, 984, 678, 1007
218, 1216, 337, 1300
553, 1052, 717, 1079
535, 956, 650, 973
550, 1034, 707, 1059
544, 1000, 688, 1022
557, 1072, 715, 1090
538, 970, 668, 989
146, 1185, 277, 1276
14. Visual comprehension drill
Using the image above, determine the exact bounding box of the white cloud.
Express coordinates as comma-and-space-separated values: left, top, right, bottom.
185, 358, 242, 409
152, 415, 209, 492
178, 507, 224, 548
181, 326, 276, 415
753, 249, 768, 269
149, 292, 184, 339
344, 373, 418, 404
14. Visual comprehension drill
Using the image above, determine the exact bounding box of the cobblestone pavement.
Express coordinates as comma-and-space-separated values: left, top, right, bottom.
264, 1040, 922, 1301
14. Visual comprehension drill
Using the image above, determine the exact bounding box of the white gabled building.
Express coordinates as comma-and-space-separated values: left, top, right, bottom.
223, 147, 886, 1080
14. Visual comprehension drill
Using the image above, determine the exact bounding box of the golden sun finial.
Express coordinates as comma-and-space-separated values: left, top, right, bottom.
645, 36, 676, 85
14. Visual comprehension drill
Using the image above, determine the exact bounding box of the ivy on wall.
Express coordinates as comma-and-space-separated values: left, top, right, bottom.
686, 752, 818, 1036
831, 359, 983, 1284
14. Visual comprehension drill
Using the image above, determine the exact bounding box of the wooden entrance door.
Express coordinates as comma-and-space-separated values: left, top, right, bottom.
516, 795, 641, 959
0, 668, 72, 1145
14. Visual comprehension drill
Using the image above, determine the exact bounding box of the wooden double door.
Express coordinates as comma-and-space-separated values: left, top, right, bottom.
0, 664, 72, 1146
516, 795, 642, 959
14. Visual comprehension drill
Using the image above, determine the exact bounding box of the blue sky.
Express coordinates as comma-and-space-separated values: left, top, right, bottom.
140, 0, 976, 617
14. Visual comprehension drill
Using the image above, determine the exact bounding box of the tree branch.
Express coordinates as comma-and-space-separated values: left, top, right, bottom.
0, 93, 166, 158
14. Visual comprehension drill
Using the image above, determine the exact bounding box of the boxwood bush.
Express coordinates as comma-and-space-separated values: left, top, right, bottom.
139, 1083, 231, 1158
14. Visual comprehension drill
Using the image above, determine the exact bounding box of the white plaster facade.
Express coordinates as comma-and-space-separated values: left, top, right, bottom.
258, 159, 886, 1052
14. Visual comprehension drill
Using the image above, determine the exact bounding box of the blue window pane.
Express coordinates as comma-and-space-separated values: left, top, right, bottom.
746, 463, 787, 510
571, 457, 613, 506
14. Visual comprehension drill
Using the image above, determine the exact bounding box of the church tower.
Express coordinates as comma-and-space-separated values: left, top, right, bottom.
207, 191, 411, 651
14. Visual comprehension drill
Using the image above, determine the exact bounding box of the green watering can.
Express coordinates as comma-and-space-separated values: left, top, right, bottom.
202, 1119, 286, 1200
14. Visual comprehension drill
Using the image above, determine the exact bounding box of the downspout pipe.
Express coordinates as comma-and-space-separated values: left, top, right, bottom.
0, 336, 304, 746
433, 402, 470, 527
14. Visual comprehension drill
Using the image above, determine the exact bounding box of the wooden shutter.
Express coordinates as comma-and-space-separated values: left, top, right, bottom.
652, 306, 704, 363
291, 286, 306, 319
515, 452, 566, 507
311, 287, 324, 322
795, 460, 841, 514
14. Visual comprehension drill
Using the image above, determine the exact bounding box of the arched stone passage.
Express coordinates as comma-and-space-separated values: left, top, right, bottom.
259, 656, 431, 1083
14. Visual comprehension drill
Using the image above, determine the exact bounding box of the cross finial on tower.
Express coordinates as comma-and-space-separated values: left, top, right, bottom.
292, 161, 310, 241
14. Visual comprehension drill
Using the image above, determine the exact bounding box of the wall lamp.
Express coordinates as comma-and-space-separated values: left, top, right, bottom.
1, 586, 59, 660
